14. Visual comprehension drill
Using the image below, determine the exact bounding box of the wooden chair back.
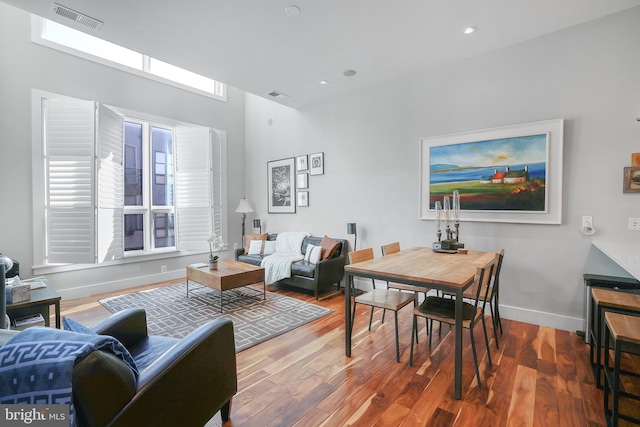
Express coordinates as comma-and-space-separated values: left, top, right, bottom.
472, 261, 495, 309
348, 248, 374, 264
381, 242, 401, 256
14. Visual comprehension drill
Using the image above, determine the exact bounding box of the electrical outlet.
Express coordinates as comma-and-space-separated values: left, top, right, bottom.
161, 265, 167, 273
629, 217, 640, 231
582, 216, 593, 228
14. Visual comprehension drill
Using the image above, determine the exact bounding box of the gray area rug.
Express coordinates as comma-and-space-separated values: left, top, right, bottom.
99, 283, 332, 352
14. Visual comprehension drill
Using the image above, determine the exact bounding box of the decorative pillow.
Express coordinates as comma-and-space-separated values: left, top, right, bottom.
319, 235, 340, 260
248, 240, 264, 255
244, 233, 268, 254
304, 244, 322, 264
263, 240, 276, 255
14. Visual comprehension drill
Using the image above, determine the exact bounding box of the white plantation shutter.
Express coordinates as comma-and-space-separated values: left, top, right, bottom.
44, 97, 96, 264
210, 129, 224, 238
175, 126, 212, 251
97, 104, 124, 262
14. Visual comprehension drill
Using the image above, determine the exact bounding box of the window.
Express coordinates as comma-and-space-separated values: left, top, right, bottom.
123, 121, 176, 254
32, 90, 226, 269
32, 16, 226, 101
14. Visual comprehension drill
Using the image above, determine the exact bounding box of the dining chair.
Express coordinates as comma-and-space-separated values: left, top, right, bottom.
381, 242, 430, 337
441, 249, 504, 348
348, 248, 416, 362
409, 261, 495, 389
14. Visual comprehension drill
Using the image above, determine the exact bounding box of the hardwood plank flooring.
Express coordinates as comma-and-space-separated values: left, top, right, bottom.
55, 279, 640, 426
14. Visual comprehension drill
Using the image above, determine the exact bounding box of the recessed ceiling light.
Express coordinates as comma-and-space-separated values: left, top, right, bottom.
343, 69, 357, 77
462, 26, 477, 35
285, 5, 301, 16
319, 80, 329, 85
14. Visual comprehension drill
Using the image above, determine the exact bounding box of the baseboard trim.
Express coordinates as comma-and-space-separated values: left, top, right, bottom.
498, 304, 583, 332
57, 270, 185, 300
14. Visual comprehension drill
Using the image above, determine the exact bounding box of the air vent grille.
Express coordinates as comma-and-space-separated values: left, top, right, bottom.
267, 90, 289, 100
51, 3, 103, 29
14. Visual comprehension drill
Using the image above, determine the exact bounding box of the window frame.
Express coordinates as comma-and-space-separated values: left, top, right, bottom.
31, 15, 227, 102
122, 118, 177, 256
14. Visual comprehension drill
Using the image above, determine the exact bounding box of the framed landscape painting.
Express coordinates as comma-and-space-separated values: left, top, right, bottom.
268, 157, 295, 213
419, 119, 564, 224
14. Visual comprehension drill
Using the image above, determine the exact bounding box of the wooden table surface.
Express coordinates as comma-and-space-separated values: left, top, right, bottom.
345, 247, 495, 289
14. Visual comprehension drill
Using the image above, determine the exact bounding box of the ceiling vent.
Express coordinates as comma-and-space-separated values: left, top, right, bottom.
51, 3, 103, 30
267, 90, 289, 100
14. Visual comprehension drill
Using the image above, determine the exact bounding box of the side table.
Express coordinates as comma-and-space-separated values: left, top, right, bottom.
6, 278, 61, 328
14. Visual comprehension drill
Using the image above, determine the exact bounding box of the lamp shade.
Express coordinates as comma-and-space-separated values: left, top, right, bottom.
347, 223, 357, 235
235, 198, 254, 213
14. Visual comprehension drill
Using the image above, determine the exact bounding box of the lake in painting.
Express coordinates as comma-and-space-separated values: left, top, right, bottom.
429, 134, 548, 211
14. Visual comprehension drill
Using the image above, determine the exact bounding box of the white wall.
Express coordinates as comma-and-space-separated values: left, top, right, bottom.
244, 8, 640, 331
0, 3, 247, 299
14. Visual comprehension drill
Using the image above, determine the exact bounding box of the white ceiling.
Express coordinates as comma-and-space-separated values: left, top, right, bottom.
4, 0, 640, 108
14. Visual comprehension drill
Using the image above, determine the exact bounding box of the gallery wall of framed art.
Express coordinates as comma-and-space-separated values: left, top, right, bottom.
267, 152, 325, 212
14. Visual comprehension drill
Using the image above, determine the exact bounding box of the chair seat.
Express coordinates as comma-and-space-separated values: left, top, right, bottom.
356, 289, 415, 310
415, 296, 482, 329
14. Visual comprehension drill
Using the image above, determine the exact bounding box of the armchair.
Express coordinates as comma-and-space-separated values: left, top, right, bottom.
0, 308, 237, 427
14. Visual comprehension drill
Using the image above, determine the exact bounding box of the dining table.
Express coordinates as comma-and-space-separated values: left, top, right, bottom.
344, 246, 495, 400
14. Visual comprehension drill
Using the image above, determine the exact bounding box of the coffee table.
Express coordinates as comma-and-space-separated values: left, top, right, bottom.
186, 259, 265, 312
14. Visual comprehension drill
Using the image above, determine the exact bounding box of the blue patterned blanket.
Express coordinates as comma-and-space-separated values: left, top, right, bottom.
0, 327, 138, 426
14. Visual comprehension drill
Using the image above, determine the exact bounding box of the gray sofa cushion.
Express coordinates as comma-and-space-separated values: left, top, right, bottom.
236, 254, 263, 266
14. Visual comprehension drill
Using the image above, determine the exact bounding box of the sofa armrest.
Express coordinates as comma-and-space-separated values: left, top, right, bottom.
316, 255, 346, 284
234, 247, 245, 260
110, 318, 237, 426
92, 308, 148, 349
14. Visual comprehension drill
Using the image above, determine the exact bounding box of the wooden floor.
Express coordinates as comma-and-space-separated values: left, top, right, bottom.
58, 279, 638, 427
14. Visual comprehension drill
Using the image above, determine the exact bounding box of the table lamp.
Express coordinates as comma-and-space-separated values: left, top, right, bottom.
235, 198, 254, 241
347, 223, 357, 250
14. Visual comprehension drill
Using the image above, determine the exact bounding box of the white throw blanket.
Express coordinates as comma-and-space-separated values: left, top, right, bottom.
261, 231, 309, 284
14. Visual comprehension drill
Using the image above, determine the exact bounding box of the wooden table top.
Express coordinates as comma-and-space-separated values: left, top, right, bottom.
344, 246, 495, 290
187, 259, 264, 277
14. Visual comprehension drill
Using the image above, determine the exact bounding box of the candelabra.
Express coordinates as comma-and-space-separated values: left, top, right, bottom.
433, 191, 464, 251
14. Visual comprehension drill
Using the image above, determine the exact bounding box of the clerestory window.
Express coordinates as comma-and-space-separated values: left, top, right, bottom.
31, 16, 226, 101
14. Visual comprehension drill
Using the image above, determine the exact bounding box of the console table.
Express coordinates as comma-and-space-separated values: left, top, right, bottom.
6, 278, 61, 328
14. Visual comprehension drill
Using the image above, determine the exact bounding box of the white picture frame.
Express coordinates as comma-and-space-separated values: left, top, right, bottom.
419, 118, 564, 224
309, 152, 324, 176
267, 157, 296, 214
296, 155, 308, 171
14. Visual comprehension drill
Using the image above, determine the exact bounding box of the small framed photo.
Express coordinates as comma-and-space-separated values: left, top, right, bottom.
296, 155, 308, 171
623, 166, 640, 193
297, 173, 308, 189
297, 191, 309, 207
309, 152, 324, 176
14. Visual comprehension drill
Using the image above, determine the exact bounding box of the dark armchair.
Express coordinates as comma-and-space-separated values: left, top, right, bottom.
0, 308, 237, 427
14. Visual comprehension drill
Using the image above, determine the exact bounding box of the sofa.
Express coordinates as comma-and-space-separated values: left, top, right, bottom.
0, 308, 237, 427
235, 233, 347, 299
